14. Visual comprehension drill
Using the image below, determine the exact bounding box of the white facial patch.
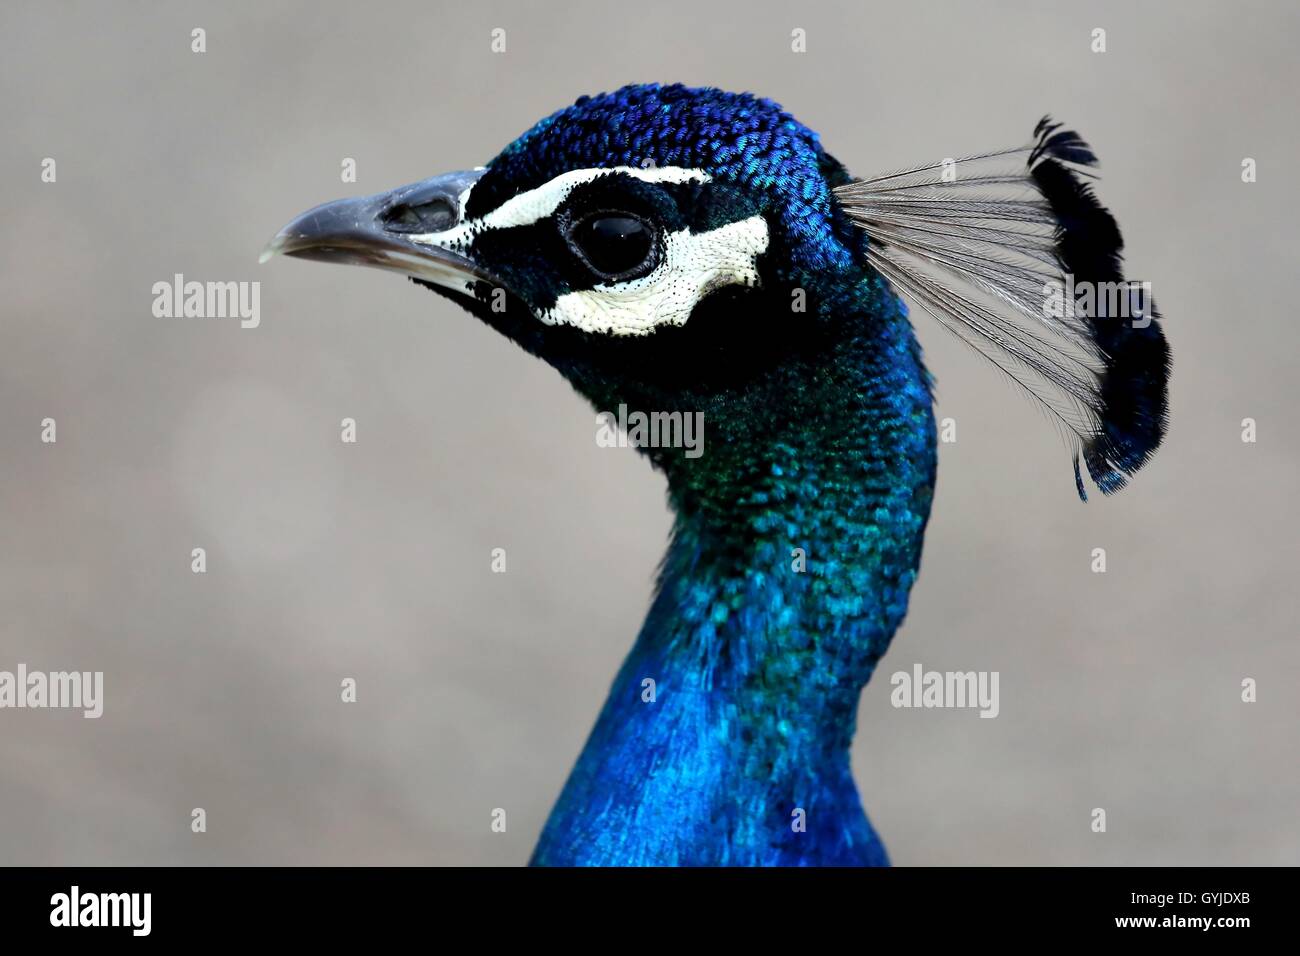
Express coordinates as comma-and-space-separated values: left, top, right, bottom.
543, 215, 770, 335
412, 166, 712, 249
409, 165, 770, 336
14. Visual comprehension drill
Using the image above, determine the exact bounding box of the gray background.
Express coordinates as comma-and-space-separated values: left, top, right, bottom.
1, 0, 1296, 865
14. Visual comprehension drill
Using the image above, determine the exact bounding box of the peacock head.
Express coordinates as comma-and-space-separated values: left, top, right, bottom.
265, 82, 1169, 500
264, 85, 880, 423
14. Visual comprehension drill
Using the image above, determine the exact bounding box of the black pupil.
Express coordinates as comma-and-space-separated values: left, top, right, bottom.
383, 198, 456, 233
573, 215, 652, 276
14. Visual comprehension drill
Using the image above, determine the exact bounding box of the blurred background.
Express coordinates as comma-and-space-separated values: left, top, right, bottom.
1, 0, 1296, 865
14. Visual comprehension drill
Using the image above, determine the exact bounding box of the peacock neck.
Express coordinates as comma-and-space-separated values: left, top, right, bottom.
532, 299, 937, 866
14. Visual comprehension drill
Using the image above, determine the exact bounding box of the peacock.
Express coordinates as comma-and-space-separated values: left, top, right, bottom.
263, 83, 1170, 866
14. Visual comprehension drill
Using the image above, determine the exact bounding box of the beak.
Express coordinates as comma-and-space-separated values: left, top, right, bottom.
260, 168, 493, 293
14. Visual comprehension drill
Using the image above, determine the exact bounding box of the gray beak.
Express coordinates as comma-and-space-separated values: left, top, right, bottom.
261, 168, 491, 292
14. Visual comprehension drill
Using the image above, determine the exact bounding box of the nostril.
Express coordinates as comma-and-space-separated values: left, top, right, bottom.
381, 197, 457, 234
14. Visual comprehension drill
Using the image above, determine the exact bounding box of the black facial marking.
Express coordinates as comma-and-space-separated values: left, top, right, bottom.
421, 214, 824, 386
459, 171, 767, 315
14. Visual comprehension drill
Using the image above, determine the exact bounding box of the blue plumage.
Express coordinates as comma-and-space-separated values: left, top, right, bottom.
530, 292, 936, 866
474, 87, 937, 862
470, 84, 860, 274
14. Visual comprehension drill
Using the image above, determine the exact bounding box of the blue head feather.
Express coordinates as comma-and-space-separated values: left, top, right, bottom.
472, 83, 862, 275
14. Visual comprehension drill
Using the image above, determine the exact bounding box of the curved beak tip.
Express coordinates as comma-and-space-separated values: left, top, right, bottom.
260, 225, 303, 265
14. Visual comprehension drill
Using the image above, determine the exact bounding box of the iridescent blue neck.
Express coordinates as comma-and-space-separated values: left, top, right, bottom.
531, 297, 936, 866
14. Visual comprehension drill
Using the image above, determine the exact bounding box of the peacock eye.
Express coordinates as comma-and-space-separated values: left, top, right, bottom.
567, 213, 657, 280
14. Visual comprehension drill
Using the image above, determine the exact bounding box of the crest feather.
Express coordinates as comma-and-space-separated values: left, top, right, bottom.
834, 117, 1170, 499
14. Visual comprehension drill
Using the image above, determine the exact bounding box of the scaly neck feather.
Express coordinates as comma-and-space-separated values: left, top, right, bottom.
532, 290, 936, 865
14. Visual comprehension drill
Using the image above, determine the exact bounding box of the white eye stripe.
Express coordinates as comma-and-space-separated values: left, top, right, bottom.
410, 165, 712, 248
542, 214, 770, 336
